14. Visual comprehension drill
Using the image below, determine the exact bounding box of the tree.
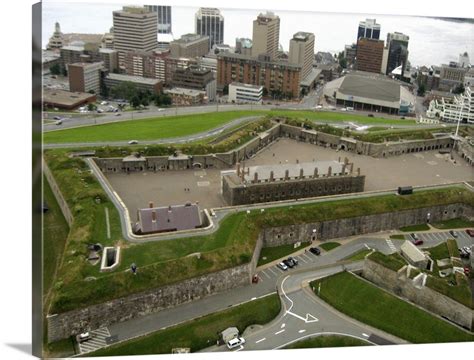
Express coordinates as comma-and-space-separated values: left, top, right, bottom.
141, 97, 149, 107
262, 87, 268, 97
417, 83, 426, 96
87, 103, 97, 111
339, 57, 347, 69
222, 84, 229, 95
452, 83, 465, 95
130, 95, 141, 109
61, 66, 68, 77
50, 63, 61, 75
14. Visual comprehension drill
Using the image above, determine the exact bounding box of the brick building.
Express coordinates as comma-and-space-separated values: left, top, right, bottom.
217, 53, 301, 98
356, 38, 384, 74
171, 65, 216, 101
68, 62, 103, 94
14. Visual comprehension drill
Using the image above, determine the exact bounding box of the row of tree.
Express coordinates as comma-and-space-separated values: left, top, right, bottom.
108, 81, 172, 108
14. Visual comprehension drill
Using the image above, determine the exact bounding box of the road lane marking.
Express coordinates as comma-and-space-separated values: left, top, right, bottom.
267, 267, 277, 276
286, 311, 319, 323
362, 333, 369, 337
301, 253, 313, 261
296, 255, 307, 263
251, 297, 257, 300
298, 329, 306, 334
281, 323, 285, 328
256, 338, 266, 344
261, 270, 271, 279
275, 329, 286, 335
364, 243, 371, 250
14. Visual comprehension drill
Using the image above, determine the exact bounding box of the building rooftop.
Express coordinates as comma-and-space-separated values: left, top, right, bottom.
324, 71, 414, 106
230, 82, 263, 90
218, 52, 301, 70
165, 87, 206, 96
172, 33, 209, 44
43, 89, 96, 107
136, 203, 201, 234
61, 45, 85, 52
293, 32, 314, 41
106, 73, 161, 85
300, 68, 322, 87
401, 241, 427, 263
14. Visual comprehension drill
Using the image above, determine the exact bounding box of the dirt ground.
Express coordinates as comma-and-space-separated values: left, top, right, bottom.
106, 138, 473, 213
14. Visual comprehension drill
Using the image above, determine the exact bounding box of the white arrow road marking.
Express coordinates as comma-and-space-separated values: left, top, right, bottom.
298, 329, 306, 334
256, 338, 266, 344
275, 329, 286, 335
286, 311, 319, 323
281, 323, 286, 329
234, 345, 244, 352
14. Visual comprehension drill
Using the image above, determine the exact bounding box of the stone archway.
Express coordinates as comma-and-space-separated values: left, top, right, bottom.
192, 162, 203, 169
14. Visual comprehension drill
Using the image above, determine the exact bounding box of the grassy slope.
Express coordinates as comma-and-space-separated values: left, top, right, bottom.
88, 293, 281, 357
44, 109, 427, 144
344, 249, 372, 261
399, 224, 430, 232
43, 177, 70, 299
285, 335, 370, 349
311, 272, 474, 343
44, 110, 264, 143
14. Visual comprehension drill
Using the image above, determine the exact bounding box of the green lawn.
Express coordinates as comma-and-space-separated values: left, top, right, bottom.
426, 242, 450, 260
311, 272, 474, 343
44, 110, 264, 143
87, 293, 281, 357
320, 242, 341, 251
344, 249, 372, 261
399, 224, 430, 232
390, 234, 406, 240
257, 242, 309, 266
285, 335, 371, 349
432, 218, 474, 229
425, 275, 472, 308
367, 251, 407, 272
270, 110, 416, 126
44, 337, 76, 358
43, 177, 70, 300
446, 239, 459, 258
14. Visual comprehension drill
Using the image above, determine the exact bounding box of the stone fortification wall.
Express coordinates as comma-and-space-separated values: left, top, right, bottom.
362, 258, 473, 330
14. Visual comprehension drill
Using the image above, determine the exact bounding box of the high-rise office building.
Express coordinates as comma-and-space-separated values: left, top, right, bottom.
386, 32, 409, 76
355, 38, 384, 74
144, 5, 172, 34
195, 8, 224, 49
357, 19, 381, 40
252, 12, 280, 60
289, 32, 315, 81
113, 6, 158, 68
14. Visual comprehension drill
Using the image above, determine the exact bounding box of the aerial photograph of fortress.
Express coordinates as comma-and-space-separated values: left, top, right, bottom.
38, 1, 474, 358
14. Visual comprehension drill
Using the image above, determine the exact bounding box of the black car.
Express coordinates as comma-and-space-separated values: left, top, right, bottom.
309, 247, 321, 255
449, 230, 458, 238
287, 257, 298, 267
283, 259, 294, 268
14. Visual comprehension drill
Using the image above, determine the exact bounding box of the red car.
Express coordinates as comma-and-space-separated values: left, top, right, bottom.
465, 229, 474, 237
464, 267, 471, 276
412, 239, 424, 246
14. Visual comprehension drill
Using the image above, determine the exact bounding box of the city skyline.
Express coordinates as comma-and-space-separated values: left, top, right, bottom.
42, 2, 474, 67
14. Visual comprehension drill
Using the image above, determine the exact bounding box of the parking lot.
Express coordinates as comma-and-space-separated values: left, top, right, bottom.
106, 137, 474, 213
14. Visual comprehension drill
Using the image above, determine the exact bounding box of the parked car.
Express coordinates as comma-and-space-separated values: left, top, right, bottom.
367, 114, 374, 117
53, 116, 62, 120
76, 332, 91, 343
459, 249, 470, 259
309, 247, 321, 255
277, 262, 288, 271
449, 230, 459, 238
464, 267, 471, 276
410, 233, 419, 241
100, 101, 108, 105
286, 257, 298, 268
413, 239, 424, 246
227, 337, 246, 349
115, 113, 121, 116
463, 246, 472, 254
283, 259, 294, 268
128, 140, 138, 145
465, 229, 474, 237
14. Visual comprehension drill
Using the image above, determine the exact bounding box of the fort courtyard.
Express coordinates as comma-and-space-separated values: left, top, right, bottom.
105, 138, 473, 213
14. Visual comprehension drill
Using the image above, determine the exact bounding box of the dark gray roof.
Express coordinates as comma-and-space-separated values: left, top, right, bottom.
339, 73, 401, 102
136, 204, 201, 234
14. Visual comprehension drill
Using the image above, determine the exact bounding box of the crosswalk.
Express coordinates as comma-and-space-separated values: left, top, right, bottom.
385, 239, 397, 252
78, 327, 111, 355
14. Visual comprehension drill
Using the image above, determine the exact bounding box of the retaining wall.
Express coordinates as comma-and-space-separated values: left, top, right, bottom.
43, 159, 73, 226
362, 258, 473, 330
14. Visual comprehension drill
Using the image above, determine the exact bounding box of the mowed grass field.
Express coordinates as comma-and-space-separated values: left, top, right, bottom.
311, 272, 474, 343
44, 109, 418, 144
43, 110, 264, 143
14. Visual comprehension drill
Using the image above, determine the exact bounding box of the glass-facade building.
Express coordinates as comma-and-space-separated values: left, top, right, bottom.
195, 8, 224, 49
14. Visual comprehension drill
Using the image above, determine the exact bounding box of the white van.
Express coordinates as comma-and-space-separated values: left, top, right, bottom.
227, 337, 245, 349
